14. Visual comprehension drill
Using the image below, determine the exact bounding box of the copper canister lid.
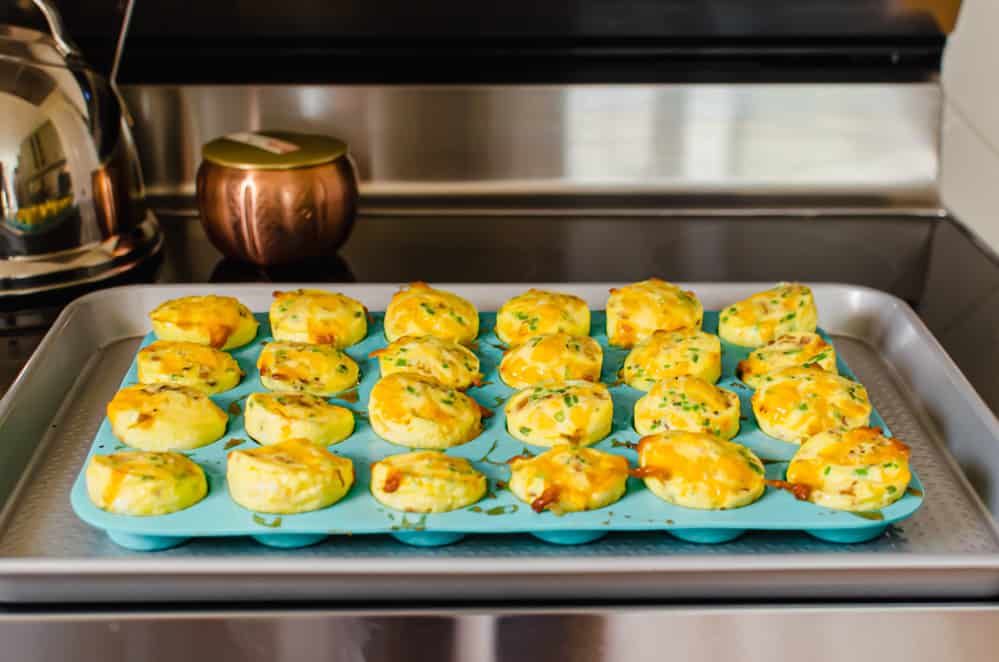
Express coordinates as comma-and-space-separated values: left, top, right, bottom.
202, 131, 348, 170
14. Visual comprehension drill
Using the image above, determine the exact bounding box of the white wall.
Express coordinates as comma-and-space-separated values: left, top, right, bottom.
940, 0, 999, 253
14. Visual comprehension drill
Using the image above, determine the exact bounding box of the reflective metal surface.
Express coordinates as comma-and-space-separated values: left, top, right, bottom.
124, 84, 941, 209
0, 20, 159, 293
3, 282, 998, 605
0, 605, 996, 662
197, 151, 358, 266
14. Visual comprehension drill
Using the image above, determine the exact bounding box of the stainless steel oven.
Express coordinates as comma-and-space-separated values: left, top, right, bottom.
7, 1, 999, 660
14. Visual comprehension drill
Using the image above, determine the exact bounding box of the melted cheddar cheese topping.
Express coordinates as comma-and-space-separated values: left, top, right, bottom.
718, 283, 818, 348
737, 332, 837, 388
495, 289, 591, 346
226, 438, 355, 514
370, 335, 482, 391
606, 279, 703, 348
150, 295, 258, 350
370, 451, 487, 513
505, 380, 614, 448
137, 340, 242, 394
257, 341, 359, 397
270, 289, 367, 348
637, 431, 765, 509
785, 427, 912, 511
508, 445, 629, 515
384, 282, 479, 345
621, 329, 722, 390
499, 333, 602, 390
244, 392, 355, 447
634, 375, 740, 439
85, 451, 207, 516
751, 366, 871, 444
368, 372, 483, 449
106, 383, 228, 451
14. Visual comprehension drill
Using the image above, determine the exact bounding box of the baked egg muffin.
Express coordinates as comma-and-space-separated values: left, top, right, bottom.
606, 279, 703, 348
107, 384, 227, 451
270, 289, 367, 348
508, 445, 630, 514
370, 335, 482, 391
226, 438, 354, 514
370, 451, 487, 513
505, 381, 613, 448
737, 332, 837, 388
149, 295, 258, 350
621, 329, 722, 390
718, 282, 818, 348
633, 376, 740, 439
635, 431, 765, 510
499, 333, 602, 389
257, 341, 359, 397
86, 451, 207, 516
244, 392, 355, 447
495, 289, 590, 346
137, 340, 242, 395
368, 372, 484, 449
784, 427, 912, 511
751, 366, 871, 444
384, 282, 479, 345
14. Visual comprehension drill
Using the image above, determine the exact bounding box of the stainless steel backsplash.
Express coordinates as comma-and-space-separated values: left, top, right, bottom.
123, 83, 941, 208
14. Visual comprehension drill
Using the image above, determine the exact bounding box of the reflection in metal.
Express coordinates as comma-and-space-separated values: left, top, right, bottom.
196, 152, 358, 266
0, 606, 997, 662
124, 83, 941, 209
0, 20, 159, 294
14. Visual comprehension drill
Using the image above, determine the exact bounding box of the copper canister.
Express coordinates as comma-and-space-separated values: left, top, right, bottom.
196, 131, 358, 266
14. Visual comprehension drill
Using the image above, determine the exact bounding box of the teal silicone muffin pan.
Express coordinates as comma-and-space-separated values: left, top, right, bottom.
71, 311, 923, 551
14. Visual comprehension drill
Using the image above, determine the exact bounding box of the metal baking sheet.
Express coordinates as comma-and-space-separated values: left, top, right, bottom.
70, 310, 921, 550
0, 283, 996, 604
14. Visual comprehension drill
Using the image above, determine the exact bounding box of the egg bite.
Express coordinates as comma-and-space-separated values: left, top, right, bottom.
736, 332, 837, 388
257, 341, 359, 397
370, 335, 482, 391
149, 295, 258, 350
368, 372, 484, 449
107, 384, 227, 451
244, 392, 355, 447
751, 366, 871, 444
634, 376, 740, 439
718, 282, 818, 348
621, 329, 722, 391
784, 427, 912, 511
499, 333, 602, 390
370, 451, 488, 513
226, 438, 355, 514
505, 381, 614, 448
606, 279, 703, 348
85, 451, 207, 516
495, 289, 590, 346
635, 431, 765, 510
508, 445, 630, 515
384, 282, 479, 345
137, 340, 242, 395
270, 289, 367, 348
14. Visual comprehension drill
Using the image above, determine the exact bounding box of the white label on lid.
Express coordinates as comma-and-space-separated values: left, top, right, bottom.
224, 132, 300, 155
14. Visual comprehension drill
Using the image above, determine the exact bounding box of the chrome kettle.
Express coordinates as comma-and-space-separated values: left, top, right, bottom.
0, 0, 160, 295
